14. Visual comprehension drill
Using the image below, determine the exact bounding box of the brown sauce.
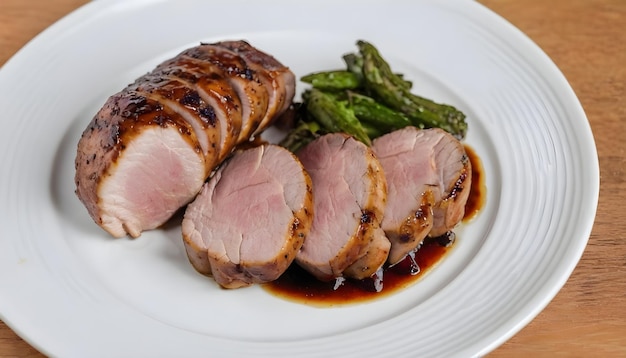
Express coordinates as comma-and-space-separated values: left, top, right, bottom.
263, 236, 453, 306
262, 144, 486, 306
463, 144, 486, 222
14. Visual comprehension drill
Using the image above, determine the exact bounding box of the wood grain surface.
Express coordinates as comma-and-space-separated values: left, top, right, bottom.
1, 0, 625, 356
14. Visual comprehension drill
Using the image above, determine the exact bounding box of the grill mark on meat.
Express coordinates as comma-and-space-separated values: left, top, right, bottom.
83, 92, 200, 175
75, 40, 295, 238
160, 51, 270, 145
126, 79, 219, 172
130, 73, 218, 128
214, 41, 296, 134
75, 91, 206, 237
131, 67, 242, 164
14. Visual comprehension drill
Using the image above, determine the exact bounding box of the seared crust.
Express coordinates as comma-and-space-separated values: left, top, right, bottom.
216, 41, 296, 133
372, 127, 472, 262
74, 92, 203, 237
75, 41, 295, 238
342, 148, 390, 279
430, 153, 472, 237
385, 191, 435, 265
295, 133, 390, 281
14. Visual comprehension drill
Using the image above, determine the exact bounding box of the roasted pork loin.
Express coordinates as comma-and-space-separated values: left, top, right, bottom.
182, 144, 313, 288
372, 127, 471, 264
295, 133, 390, 281
75, 41, 295, 238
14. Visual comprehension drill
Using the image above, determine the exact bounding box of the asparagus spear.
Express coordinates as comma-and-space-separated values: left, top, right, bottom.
343, 53, 364, 82
357, 40, 468, 139
301, 70, 361, 90
302, 88, 371, 145
343, 53, 412, 90
348, 92, 411, 134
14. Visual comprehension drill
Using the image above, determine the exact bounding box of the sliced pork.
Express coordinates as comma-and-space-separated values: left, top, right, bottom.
216, 40, 296, 134
182, 144, 313, 289
295, 133, 390, 281
342, 226, 390, 280
75, 40, 295, 238
428, 136, 472, 237
372, 127, 472, 264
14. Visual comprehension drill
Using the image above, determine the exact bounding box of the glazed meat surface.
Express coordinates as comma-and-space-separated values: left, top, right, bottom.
75, 41, 295, 238
372, 127, 471, 264
295, 133, 390, 281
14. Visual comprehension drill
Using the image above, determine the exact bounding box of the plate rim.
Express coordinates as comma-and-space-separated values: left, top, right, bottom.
0, 0, 599, 356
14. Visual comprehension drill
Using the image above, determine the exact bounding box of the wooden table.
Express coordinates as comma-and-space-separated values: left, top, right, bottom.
1, 0, 624, 356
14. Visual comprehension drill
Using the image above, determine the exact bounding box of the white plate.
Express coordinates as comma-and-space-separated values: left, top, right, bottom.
0, 0, 598, 357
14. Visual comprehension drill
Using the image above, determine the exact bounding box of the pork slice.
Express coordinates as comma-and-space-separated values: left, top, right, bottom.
182, 144, 313, 288
295, 133, 389, 281
170, 46, 271, 142
342, 224, 390, 280
137, 64, 242, 163
215, 41, 296, 134
428, 131, 472, 237
127, 74, 221, 171
372, 127, 471, 264
75, 93, 207, 238
75, 41, 295, 238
